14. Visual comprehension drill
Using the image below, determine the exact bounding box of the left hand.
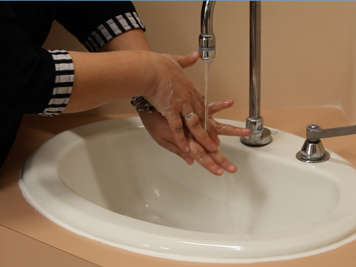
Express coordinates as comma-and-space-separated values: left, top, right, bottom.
139, 99, 251, 175
101, 31, 250, 174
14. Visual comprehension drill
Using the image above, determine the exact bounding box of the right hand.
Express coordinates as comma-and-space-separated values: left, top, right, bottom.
143, 51, 219, 154
139, 99, 251, 175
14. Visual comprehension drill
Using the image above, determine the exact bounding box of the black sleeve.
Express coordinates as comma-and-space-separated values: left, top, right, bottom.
1, 4, 57, 114
1, 5, 75, 116
55, 2, 146, 52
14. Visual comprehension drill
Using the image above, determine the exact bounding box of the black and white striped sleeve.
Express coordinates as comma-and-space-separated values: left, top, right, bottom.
38, 50, 74, 116
84, 11, 145, 52
55, 3, 145, 52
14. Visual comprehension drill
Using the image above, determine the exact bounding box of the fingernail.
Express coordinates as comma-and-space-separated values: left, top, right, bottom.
228, 165, 237, 172
185, 158, 194, 165
244, 129, 252, 135
217, 168, 224, 175
192, 51, 199, 57
224, 100, 233, 105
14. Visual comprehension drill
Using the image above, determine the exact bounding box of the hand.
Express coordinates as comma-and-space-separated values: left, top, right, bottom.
139, 99, 251, 175
143, 51, 219, 155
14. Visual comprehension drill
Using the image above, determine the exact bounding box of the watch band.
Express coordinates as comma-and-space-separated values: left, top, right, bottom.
130, 96, 155, 113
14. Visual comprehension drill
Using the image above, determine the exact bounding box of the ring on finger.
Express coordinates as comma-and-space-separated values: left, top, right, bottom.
184, 112, 195, 120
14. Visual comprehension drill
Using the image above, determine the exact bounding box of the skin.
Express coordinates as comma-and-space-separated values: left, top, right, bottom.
65, 29, 250, 175
140, 100, 250, 175
67, 49, 217, 153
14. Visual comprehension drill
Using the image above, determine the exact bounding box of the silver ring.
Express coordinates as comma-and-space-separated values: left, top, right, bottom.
184, 112, 195, 120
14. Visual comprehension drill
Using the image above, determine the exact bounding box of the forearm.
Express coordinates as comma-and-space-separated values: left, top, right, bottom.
101, 29, 154, 113
64, 50, 154, 113
100, 29, 150, 51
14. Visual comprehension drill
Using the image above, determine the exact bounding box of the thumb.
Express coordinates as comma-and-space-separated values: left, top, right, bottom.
172, 51, 200, 68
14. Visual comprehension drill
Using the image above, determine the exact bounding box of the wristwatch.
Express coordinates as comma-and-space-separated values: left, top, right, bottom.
130, 96, 155, 113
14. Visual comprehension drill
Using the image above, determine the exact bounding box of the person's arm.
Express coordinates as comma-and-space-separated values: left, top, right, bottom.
94, 25, 253, 175
55, 2, 147, 53
64, 50, 154, 112
66, 49, 218, 154
1, 5, 66, 115
95, 30, 251, 175
55, 4, 251, 175
101, 29, 150, 51
56, 3, 214, 154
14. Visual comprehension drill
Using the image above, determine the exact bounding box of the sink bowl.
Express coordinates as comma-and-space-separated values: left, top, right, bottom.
19, 118, 356, 263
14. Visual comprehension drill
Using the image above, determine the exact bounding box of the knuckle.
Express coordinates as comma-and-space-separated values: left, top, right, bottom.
170, 120, 183, 133
190, 143, 203, 155
174, 125, 184, 134
197, 155, 210, 165
216, 156, 227, 165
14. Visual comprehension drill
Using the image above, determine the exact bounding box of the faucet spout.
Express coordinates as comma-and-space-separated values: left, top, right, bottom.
199, 1, 272, 146
199, 0, 216, 60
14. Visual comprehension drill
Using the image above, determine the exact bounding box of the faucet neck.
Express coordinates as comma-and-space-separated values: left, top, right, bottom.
199, 0, 216, 60
241, 2, 272, 147
249, 2, 261, 119
201, 0, 215, 35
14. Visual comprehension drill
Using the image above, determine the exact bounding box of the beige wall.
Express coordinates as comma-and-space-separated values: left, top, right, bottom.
44, 2, 356, 122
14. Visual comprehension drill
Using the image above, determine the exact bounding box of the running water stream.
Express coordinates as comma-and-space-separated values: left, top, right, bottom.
203, 61, 211, 130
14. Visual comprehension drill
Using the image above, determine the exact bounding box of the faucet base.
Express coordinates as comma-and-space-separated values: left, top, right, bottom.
240, 117, 272, 147
296, 139, 330, 163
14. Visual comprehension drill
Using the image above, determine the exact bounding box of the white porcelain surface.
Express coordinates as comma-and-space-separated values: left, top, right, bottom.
19, 118, 356, 263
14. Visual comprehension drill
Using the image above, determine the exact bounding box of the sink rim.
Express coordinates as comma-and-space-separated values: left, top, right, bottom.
19, 117, 356, 263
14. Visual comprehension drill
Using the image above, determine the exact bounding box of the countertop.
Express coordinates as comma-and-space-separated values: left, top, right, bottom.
1, 107, 356, 267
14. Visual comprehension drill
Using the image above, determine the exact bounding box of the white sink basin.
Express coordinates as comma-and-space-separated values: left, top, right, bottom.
19, 118, 356, 263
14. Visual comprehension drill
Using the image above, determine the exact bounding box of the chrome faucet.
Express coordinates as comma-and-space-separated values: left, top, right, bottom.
199, 0, 216, 60
199, 1, 272, 146
297, 124, 356, 163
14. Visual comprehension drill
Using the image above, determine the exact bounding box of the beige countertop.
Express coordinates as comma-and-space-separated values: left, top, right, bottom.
1, 107, 356, 267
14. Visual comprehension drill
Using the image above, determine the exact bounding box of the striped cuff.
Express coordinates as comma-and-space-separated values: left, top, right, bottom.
38, 50, 74, 117
84, 11, 145, 52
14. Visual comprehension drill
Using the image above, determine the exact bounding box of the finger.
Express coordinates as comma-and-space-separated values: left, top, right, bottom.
191, 92, 220, 145
209, 150, 237, 173
188, 137, 224, 176
166, 112, 190, 153
208, 100, 234, 116
215, 122, 251, 136
182, 106, 218, 152
161, 140, 194, 165
191, 90, 205, 121
207, 120, 220, 145
171, 51, 200, 68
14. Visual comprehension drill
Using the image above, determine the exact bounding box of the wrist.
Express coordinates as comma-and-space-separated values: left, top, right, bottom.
140, 51, 161, 99
115, 50, 157, 97
130, 96, 155, 113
